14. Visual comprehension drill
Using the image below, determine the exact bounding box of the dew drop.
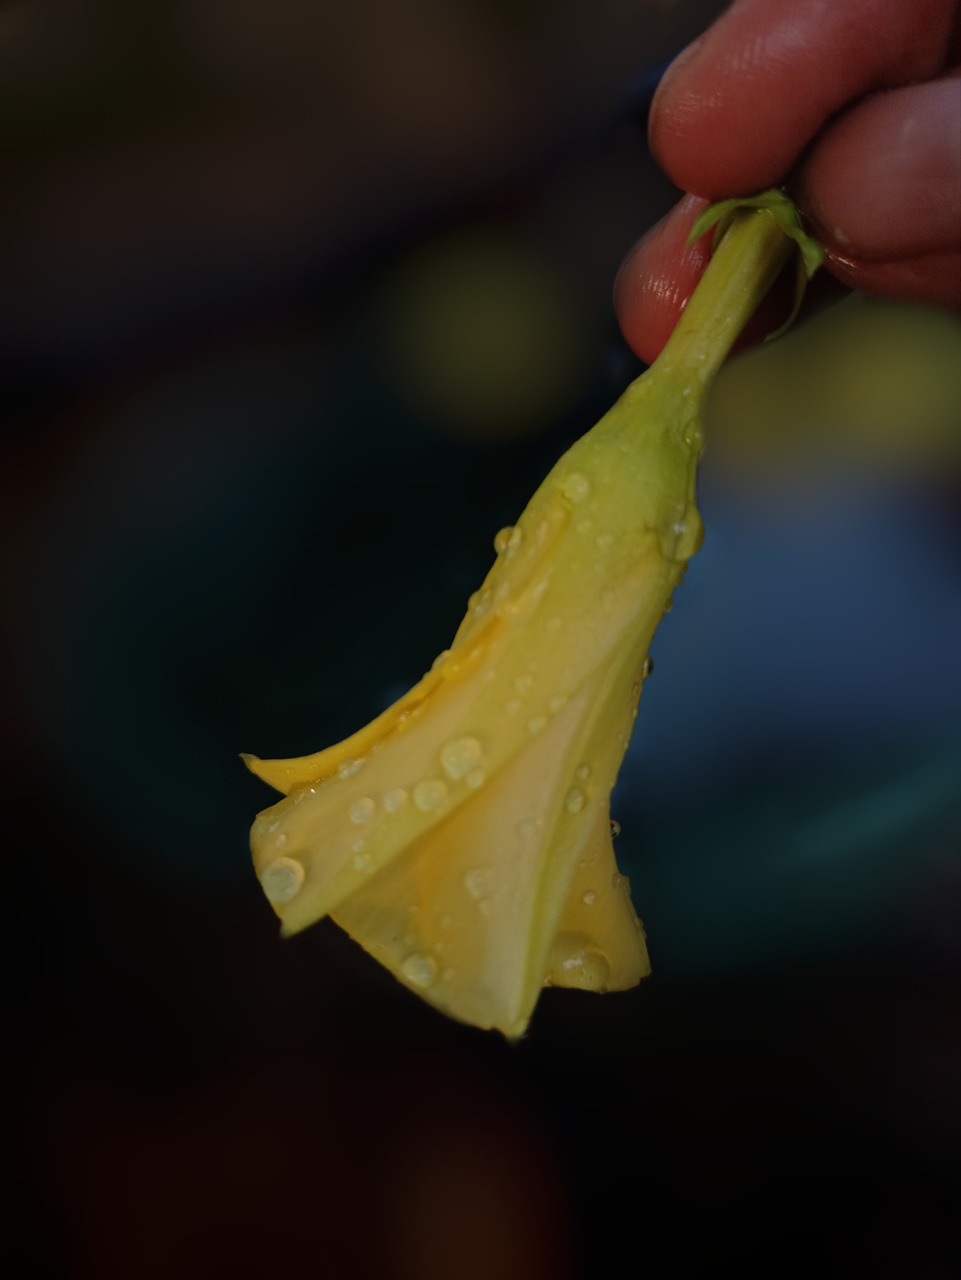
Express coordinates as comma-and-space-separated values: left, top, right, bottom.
273, 832, 288, 849
682, 422, 705, 450
463, 866, 493, 900
431, 649, 451, 671
465, 767, 487, 790
337, 757, 365, 780
400, 953, 437, 988
440, 735, 483, 780
266, 819, 280, 833
472, 589, 492, 618
352, 851, 372, 872
610, 819, 621, 838
493, 526, 513, 555
384, 787, 409, 813
261, 857, 305, 905
413, 778, 448, 811
642, 656, 654, 677
582, 890, 597, 906
612, 872, 629, 892
349, 797, 375, 825
526, 714, 546, 735
560, 472, 591, 503
550, 930, 611, 989
506, 526, 523, 554
517, 818, 538, 842
662, 503, 704, 563
564, 787, 586, 814
575, 764, 591, 782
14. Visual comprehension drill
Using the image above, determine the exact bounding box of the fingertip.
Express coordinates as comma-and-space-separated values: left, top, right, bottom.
819, 247, 961, 307
613, 194, 712, 366
796, 75, 961, 263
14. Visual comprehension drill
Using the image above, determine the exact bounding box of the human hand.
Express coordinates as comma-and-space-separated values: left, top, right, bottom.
616, 0, 961, 365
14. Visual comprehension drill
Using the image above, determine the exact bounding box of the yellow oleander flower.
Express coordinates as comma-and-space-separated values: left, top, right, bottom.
245, 193, 821, 1038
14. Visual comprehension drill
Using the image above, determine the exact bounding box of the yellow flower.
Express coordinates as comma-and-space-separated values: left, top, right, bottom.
245, 196, 817, 1038
246, 371, 702, 1037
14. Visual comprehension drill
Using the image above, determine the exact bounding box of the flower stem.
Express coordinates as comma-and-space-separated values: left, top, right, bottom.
652, 206, 797, 387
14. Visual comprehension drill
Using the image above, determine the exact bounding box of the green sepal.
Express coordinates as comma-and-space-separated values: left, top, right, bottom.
688, 189, 826, 341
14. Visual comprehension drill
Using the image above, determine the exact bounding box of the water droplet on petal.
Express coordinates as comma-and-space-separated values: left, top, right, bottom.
440, 735, 483, 779
413, 778, 448, 811
526, 715, 546, 735
560, 472, 590, 503
582, 890, 597, 906
662, 503, 704, 563
431, 649, 451, 671
273, 832, 288, 848
575, 764, 591, 782
517, 818, 538, 842
642, 656, 654, 677
564, 787, 586, 814
338, 757, 365, 780
472, 589, 492, 619
352, 851, 372, 871
610, 820, 621, 838
464, 867, 493, 900
493, 526, 513, 555
349, 797, 375, 824
384, 787, 409, 813
400, 953, 437, 988
261, 857, 305, 905
465, 767, 486, 790
551, 930, 611, 989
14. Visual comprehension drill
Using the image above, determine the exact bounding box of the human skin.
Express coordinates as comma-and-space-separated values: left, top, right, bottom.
615, 0, 961, 365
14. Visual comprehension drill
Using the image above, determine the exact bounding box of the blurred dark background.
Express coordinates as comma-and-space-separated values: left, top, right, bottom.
3, 2, 960, 1277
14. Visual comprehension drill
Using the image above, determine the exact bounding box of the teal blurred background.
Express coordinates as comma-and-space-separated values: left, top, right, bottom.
3, 2, 959, 1277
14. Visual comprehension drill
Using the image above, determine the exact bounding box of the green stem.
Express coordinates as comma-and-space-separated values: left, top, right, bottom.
652, 207, 796, 387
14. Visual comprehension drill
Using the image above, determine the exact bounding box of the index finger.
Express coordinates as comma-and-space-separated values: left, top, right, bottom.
649, 0, 959, 197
